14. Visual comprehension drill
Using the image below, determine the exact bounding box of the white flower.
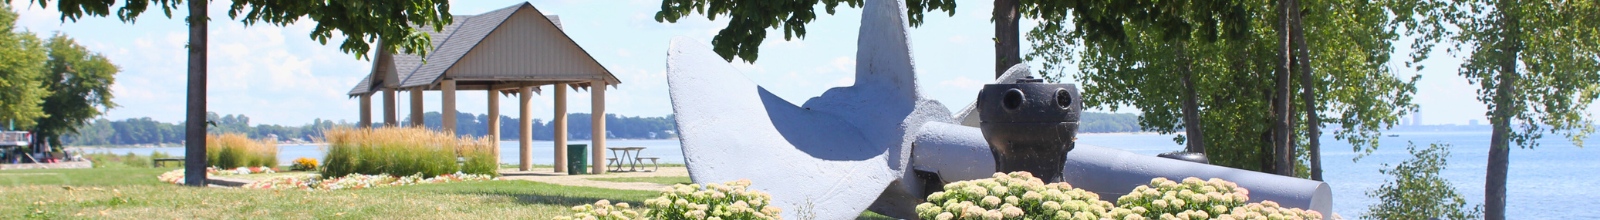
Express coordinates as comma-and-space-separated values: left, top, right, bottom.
982, 196, 1002, 208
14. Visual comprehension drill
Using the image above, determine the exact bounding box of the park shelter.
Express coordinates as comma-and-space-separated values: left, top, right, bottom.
347, 2, 620, 174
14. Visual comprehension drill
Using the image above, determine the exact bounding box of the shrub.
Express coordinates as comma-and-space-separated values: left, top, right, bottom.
205, 133, 277, 169
321, 127, 497, 178
917, 173, 1323, 220
1105, 177, 1250, 219
1362, 143, 1480, 220
557, 179, 782, 219
290, 157, 318, 171
1105, 177, 1323, 220
639, 179, 782, 219
916, 172, 1114, 220
556, 200, 642, 220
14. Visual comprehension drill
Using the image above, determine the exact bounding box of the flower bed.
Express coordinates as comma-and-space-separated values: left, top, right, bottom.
916, 172, 1325, 220
156, 167, 278, 184
916, 172, 1114, 219
242, 173, 496, 190
555, 179, 782, 220
157, 168, 493, 190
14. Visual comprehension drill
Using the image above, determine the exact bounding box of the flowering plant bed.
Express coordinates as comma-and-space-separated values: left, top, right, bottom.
157, 168, 493, 190
915, 172, 1324, 220
555, 179, 783, 220
242, 173, 496, 190
156, 167, 278, 184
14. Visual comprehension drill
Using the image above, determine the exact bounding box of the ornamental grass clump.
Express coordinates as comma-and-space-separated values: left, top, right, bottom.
205, 133, 278, 169
321, 127, 497, 178
915, 171, 1114, 220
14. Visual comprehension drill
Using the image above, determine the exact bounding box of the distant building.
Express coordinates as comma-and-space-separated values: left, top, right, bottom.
1412, 112, 1423, 126
1470, 119, 1479, 126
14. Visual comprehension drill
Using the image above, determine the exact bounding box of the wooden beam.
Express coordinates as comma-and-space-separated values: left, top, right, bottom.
487, 85, 501, 170
519, 86, 534, 171
442, 79, 457, 133
359, 94, 372, 128
383, 88, 398, 126
591, 82, 606, 174
410, 87, 424, 127
554, 82, 568, 173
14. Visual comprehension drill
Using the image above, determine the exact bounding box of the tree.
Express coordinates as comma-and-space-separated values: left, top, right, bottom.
652, 0, 952, 63
653, 0, 1245, 78
0, 3, 50, 130
1362, 142, 1481, 220
1027, 0, 1421, 174
1415, 0, 1600, 218
29, 0, 453, 186
34, 33, 118, 152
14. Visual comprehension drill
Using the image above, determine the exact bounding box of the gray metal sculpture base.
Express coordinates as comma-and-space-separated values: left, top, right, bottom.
665, 0, 1331, 219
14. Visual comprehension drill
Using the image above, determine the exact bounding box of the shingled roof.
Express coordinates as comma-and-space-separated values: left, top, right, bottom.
349, 2, 619, 96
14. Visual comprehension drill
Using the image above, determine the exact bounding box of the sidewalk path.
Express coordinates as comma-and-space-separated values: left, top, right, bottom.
497, 167, 689, 191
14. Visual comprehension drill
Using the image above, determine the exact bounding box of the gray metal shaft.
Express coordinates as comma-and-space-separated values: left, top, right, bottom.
912, 122, 1331, 218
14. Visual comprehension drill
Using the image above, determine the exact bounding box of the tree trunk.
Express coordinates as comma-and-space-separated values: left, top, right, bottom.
993, 0, 1020, 78
1486, 0, 1520, 218
1271, 0, 1296, 176
1290, 0, 1322, 181
1177, 41, 1206, 154
183, 0, 208, 187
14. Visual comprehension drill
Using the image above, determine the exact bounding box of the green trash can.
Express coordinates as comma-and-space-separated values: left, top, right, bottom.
567, 144, 588, 175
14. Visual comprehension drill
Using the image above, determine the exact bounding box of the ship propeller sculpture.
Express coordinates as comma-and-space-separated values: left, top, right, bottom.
664, 1, 1331, 219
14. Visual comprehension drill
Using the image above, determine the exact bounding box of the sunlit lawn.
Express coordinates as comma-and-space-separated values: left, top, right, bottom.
0, 167, 655, 219
0, 167, 895, 219
590, 176, 694, 185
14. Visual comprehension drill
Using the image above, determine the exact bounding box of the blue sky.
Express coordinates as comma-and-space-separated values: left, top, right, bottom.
9, 0, 1585, 126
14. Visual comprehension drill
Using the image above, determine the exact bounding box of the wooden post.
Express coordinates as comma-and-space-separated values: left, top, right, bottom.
519, 86, 534, 171
442, 79, 457, 133
554, 83, 568, 173
359, 94, 372, 128
384, 88, 398, 126
410, 87, 424, 127
591, 82, 606, 174
487, 86, 501, 169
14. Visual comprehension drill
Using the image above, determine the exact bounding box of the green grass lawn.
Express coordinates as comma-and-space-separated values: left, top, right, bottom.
0, 167, 896, 219
589, 176, 694, 185
0, 167, 656, 219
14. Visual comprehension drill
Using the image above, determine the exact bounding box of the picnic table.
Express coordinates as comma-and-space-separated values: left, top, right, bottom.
606, 147, 659, 172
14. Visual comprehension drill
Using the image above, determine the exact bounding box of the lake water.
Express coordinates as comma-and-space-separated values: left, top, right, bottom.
80, 132, 1596, 218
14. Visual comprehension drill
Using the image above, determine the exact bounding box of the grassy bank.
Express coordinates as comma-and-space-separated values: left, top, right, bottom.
2, 168, 895, 219
590, 176, 694, 185
0, 168, 657, 219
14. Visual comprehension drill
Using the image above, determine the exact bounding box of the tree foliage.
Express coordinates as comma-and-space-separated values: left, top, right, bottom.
653, 0, 955, 62
1028, 0, 1421, 173
1362, 142, 1481, 220
34, 34, 118, 151
28, 0, 454, 59
1410, 0, 1600, 218
652, 0, 1250, 64
0, 3, 50, 129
